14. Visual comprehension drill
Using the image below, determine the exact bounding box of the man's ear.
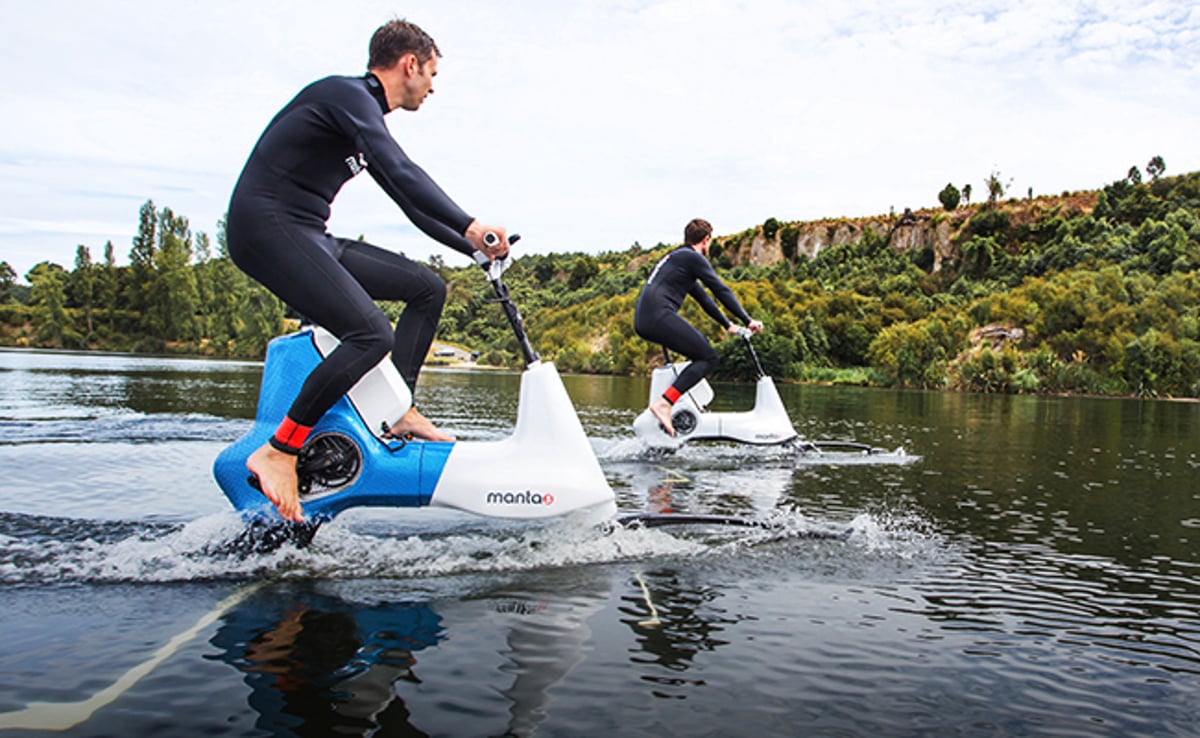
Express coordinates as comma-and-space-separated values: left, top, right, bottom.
403, 53, 419, 77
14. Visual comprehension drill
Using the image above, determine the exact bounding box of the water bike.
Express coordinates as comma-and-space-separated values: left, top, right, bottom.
213, 236, 617, 548
632, 329, 900, 457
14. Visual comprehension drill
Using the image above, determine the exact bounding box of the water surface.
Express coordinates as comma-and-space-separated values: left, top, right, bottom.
1, 347, 1198, 736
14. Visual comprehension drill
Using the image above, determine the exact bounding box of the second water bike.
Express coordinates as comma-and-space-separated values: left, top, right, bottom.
212, 235, 618, 546
632, 328, 904, 458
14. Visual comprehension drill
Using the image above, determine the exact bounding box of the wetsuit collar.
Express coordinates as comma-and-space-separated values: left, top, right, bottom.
364, 72, 390, 114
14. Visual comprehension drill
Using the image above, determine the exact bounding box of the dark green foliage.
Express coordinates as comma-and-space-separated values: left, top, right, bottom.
909, 246, 935, 273
0, 261, 18, 303
1147, 156, 1166, 180
985, 170, 1010, 206
779, 224, 800, 261
6, 170, 1200, 399
938, 182, 961, 211
762, 217, 781, 240
1, 200, 282, 357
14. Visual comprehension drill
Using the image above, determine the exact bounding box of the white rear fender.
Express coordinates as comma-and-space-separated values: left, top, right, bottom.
312, 327, 412, 437
431, 362, 617, 520
715, 376, 798, 444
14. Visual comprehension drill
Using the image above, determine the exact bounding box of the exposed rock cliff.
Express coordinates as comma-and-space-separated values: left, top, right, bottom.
717, 193, 1098, 273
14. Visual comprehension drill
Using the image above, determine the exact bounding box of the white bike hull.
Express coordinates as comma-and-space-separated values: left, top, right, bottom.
633, 362, 798, 449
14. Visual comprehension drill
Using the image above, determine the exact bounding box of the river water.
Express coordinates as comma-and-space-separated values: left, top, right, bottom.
0, 347, 1197, 737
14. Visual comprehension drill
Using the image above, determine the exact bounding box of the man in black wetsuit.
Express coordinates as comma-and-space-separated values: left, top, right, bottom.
226, 19, 509, 522
634, 218, 763, 436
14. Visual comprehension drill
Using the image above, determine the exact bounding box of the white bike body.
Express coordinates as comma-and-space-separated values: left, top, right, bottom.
632, 361, 799, 450
214, 326, 617, 524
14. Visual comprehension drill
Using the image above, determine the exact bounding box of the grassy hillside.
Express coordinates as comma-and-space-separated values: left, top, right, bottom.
435, 169, 1200, 398
6, 168, 1198, 398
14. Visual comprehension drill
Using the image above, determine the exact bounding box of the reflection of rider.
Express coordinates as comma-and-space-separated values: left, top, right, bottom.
621, 571, 736, 696
211, 589, 442, 735
226, 19, 510, 523
647, 468, 689, 514
210, 574, 611, 736
634, 218, 763, 436
648, 481, 675, 514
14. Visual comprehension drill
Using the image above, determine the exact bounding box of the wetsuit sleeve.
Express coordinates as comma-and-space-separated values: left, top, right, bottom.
402, 204, 477, 256
693, 254, 753, 325
339, 97, 477, 257
688, 283, 731, 328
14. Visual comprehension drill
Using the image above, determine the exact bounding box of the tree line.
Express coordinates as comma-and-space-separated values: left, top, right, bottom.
3, 162, 1199, 398
1, 200, 283, 357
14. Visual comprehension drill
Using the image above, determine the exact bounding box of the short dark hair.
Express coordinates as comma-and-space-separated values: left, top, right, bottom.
368, 19, 441, 70
684, 218, 712, 246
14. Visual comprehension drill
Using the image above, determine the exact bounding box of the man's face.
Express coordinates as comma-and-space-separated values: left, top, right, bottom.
398, 54, 437, 111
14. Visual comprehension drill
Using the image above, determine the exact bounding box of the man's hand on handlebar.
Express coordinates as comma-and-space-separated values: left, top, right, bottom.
464, 220, 510, 260
728, 319, 764, 338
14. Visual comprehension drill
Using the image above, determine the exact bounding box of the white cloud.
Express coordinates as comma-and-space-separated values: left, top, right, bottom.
1, 0, 1197, 277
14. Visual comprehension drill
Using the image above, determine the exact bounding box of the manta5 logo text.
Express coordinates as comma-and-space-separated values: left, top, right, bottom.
486, 489, 555, 506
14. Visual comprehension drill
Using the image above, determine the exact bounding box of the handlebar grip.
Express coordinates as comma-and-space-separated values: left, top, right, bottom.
477, 233, 521, 278
484, 232, 521, 247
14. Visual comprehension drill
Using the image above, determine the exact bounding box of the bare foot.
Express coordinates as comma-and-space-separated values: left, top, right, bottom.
386, 406, 455, 442
247, 444, 303, 522
649, 398, 675, 437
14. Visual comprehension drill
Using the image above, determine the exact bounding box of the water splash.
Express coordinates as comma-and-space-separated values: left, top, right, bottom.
597, 434, 921, 467
0, 507, 943, 585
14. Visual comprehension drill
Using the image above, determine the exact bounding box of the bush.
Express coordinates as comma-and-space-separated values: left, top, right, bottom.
938, 182, 961, 211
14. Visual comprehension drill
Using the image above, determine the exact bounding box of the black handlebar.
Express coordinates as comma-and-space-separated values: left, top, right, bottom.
741, 332, 766, 380
476, 233, 538, 367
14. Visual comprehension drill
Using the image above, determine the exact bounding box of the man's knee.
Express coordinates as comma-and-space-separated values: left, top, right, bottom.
410, 268, 446, 312
694, 347, 718, 376
426, 274, 446, 312
345, 312, 394, 365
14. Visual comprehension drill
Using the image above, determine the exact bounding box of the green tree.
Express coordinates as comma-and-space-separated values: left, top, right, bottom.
208, 259, 244, 348
868, 319, 954, 388
210, 214, 284, 356
151, 206, 199, 341
938, 182, 961, 211
0, 261, 16, 303
70, 244, 96, 338
193, 231, 214, 341
126, 200, 157, 322
955, 236, 1003, 279
26, 262, 71, 347
568, 254, 598, 290
762, 217, 781, 239
97, 241, 119, 329
1146, 155, 1165, 181
984, 170, 1010, 207
239, 283, 285, 357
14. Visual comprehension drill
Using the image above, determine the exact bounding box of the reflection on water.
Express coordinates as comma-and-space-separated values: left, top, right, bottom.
0, 347, 1199, 736
204, 569, 614, 737
213, 585, 444, 735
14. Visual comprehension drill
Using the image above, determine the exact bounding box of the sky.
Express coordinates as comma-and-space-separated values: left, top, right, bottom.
1, 0, 1198, 279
